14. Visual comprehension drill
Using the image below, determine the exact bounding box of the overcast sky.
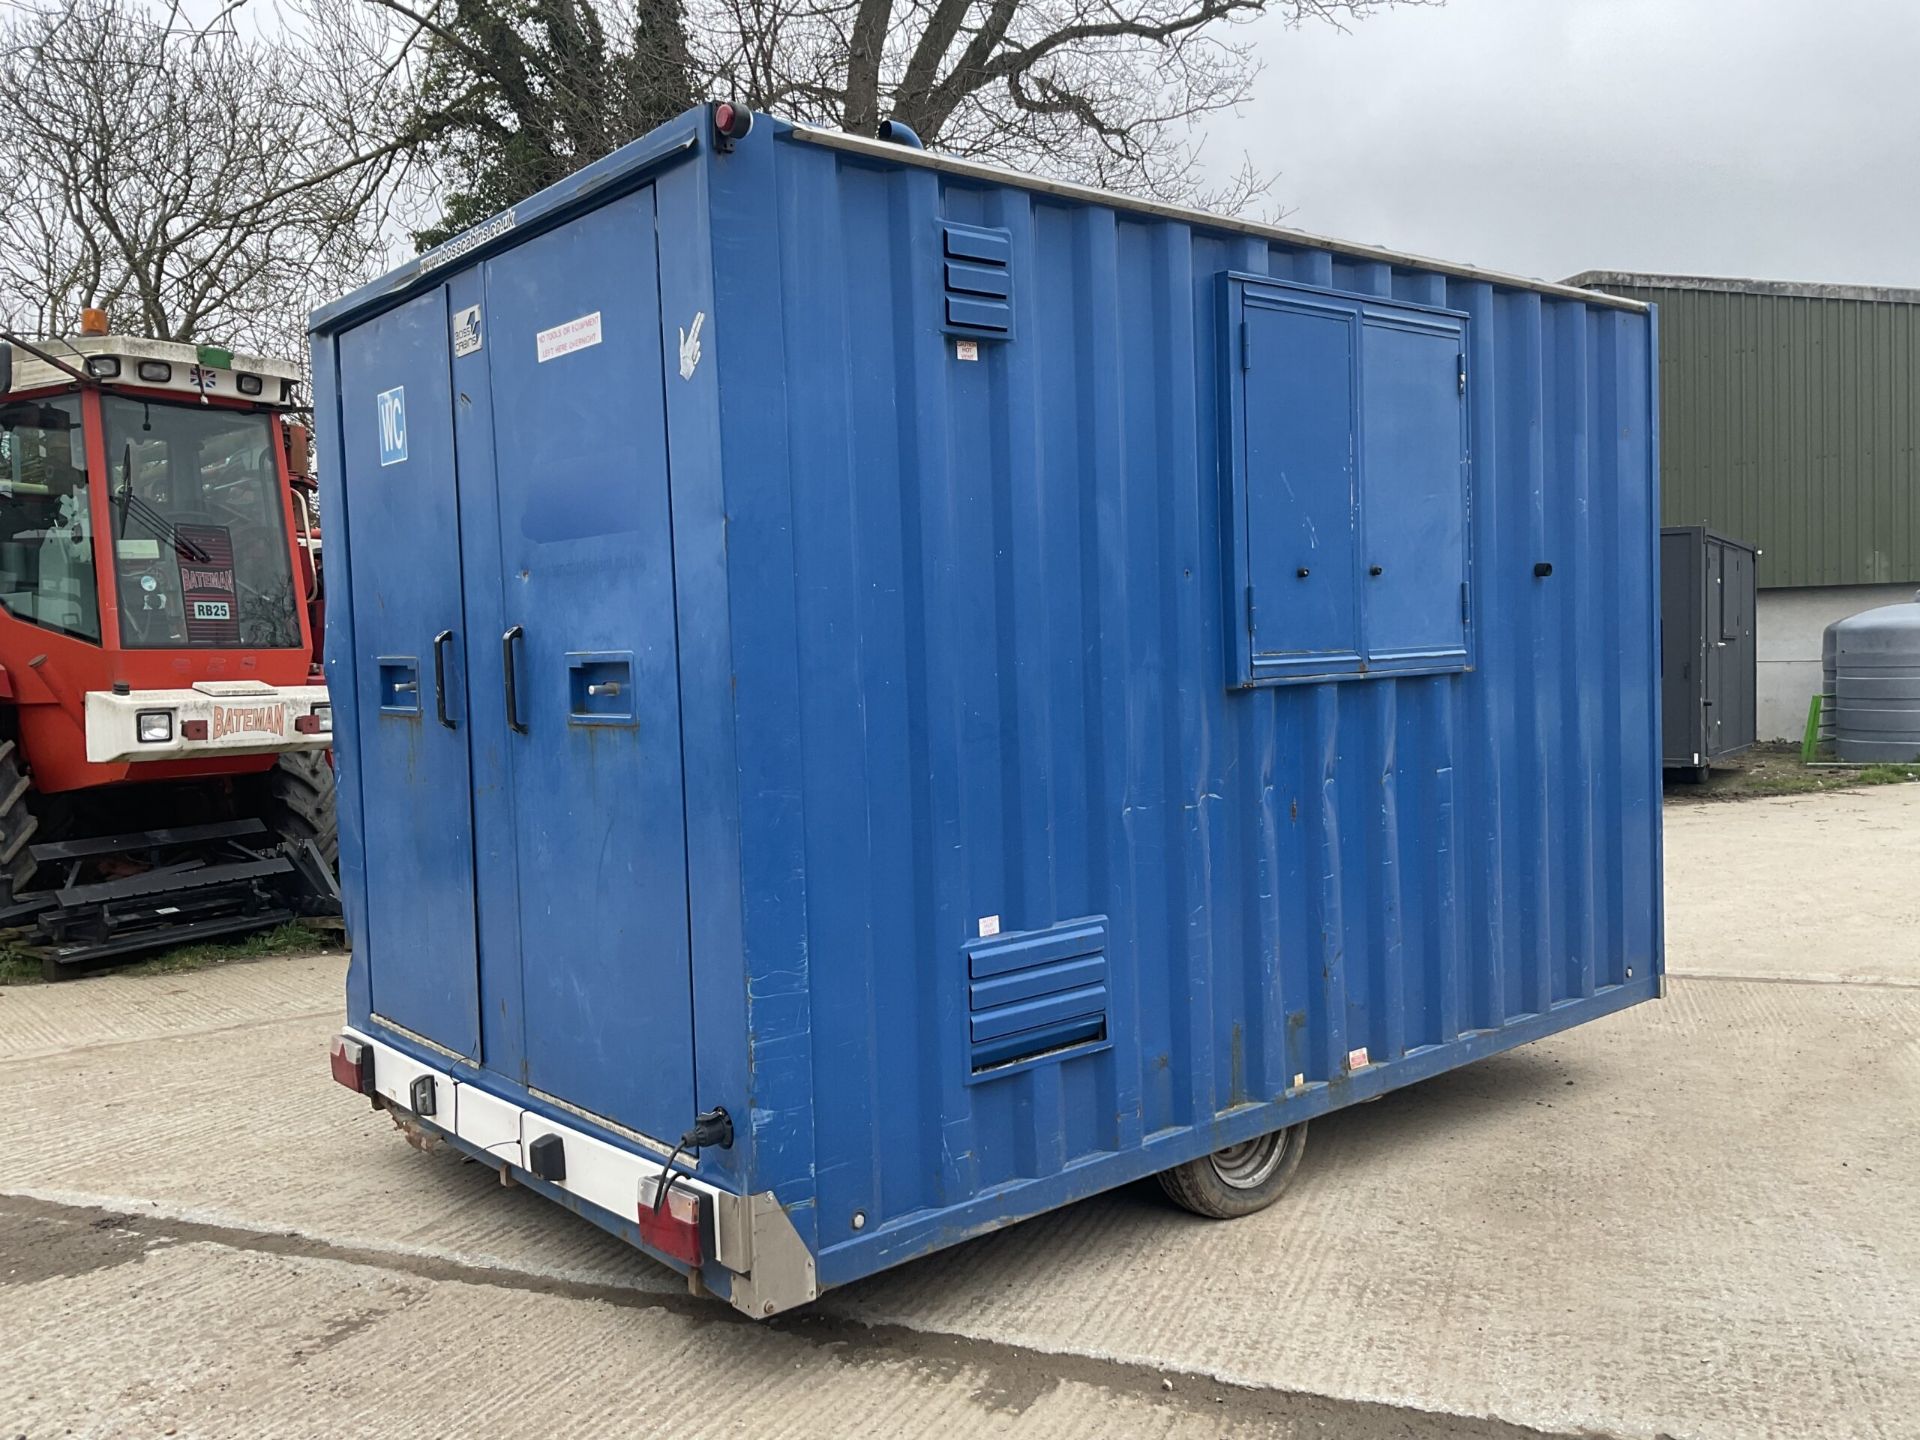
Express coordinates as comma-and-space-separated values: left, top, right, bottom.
1220, 0, 1920, 288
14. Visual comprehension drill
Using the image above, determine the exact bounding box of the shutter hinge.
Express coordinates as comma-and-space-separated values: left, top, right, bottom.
1245, 584, 1257, 632
1240, 320, 1252, 370
1457, 353, 1467, 394
1460, 580, 1470, 624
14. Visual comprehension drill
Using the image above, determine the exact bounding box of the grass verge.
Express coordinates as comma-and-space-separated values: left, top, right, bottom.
1667, 741, 1920, 801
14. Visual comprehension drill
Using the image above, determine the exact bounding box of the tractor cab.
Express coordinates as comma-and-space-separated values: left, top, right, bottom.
0, 331, 326, 771
0, 324, 336, 973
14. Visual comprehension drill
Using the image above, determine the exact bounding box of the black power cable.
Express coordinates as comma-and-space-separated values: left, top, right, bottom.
652, 1107, 733, 1215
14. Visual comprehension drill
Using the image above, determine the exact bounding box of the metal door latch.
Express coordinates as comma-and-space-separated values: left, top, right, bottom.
586, 682, 623, 697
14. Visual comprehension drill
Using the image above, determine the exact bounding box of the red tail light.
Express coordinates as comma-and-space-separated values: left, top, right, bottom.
329, 1033, 373, 1094
181, 720, 210, 740
637, 1175, 708, 1266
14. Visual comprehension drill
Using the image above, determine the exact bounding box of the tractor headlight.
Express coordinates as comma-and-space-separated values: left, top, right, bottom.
313, 703, 332, 732
136, 710, 174, 743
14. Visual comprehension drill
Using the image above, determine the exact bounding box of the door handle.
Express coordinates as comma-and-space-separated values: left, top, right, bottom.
432, 629, 455, 729
502, 625, 527, 734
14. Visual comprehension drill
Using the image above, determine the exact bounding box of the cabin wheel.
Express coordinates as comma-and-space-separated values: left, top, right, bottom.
1155, 1121, 1308, 1219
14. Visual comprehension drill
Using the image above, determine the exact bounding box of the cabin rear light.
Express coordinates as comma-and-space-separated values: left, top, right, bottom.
328, 1033, 373, 1094
136, 710, 173, 743
295, 704, 331, 734
181, 719, 210, 740
136, 360, 171, 383
636, 1174, 709, 1266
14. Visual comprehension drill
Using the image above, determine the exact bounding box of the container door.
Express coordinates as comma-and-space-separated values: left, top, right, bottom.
1704, 541, 1725, 756
1720, 544, 1757, 751
478, 187, 696, 1140
1658, 530, 1699, 764
335, 291, 482, 1056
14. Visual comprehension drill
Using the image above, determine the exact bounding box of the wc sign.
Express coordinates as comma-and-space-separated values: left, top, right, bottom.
376, 386, 408, 466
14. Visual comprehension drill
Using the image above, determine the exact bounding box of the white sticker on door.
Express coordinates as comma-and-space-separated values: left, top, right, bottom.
536, 311, 603, 363
452, 304, 483, 357
678, 311, 705, 380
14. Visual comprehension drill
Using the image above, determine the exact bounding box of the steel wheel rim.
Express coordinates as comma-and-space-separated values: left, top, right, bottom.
1208, 1129, 1291, 1190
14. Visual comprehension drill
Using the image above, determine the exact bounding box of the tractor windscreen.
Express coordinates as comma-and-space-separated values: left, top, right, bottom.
101, 397, 302, 650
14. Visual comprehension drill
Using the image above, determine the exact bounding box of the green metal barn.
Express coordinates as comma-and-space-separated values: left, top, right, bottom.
1568, 271, 1920, 739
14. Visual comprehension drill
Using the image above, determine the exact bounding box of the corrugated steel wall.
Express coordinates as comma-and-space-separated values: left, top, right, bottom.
724, 132, 1663, 1281
1595, 281, 1920, 588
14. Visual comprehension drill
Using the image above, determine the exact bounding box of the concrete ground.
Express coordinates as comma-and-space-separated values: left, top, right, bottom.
0, 787, 1916, 1440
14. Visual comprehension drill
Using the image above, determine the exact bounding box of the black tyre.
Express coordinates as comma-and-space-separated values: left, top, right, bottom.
1155, 1122, 1308, 1219
260, 751, 338, 868
0, 739, 39, 899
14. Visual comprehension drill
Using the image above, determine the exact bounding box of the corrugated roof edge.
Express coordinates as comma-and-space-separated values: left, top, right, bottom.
789, 124, 1648, 313
1568, 269, 1920, 306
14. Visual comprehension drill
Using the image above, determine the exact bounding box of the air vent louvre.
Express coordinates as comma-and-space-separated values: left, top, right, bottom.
964, 916, 1108, 1075
941, 222, 1013, 338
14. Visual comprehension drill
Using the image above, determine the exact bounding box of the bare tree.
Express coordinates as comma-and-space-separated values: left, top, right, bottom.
286, 0, 1429, 249
696, 0, 1436, 207
0, 0, 423, 357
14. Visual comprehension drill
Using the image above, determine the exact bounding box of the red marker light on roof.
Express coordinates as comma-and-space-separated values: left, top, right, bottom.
711, 101, 752, 152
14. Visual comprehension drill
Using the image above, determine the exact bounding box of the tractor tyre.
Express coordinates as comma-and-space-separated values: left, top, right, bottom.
0, 739, 41, 901
260, 751, 338, 870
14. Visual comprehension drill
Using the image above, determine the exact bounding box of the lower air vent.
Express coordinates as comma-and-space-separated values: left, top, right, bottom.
964, 916, 1109, 1076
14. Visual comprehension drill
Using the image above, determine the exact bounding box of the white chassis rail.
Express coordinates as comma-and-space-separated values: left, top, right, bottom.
346, 1026, 820, 1318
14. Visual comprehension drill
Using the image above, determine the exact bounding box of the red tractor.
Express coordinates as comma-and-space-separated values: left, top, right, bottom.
0, 320, 337, 975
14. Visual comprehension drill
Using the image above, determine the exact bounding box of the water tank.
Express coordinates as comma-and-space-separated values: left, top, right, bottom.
1826, 591, 1920, 762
